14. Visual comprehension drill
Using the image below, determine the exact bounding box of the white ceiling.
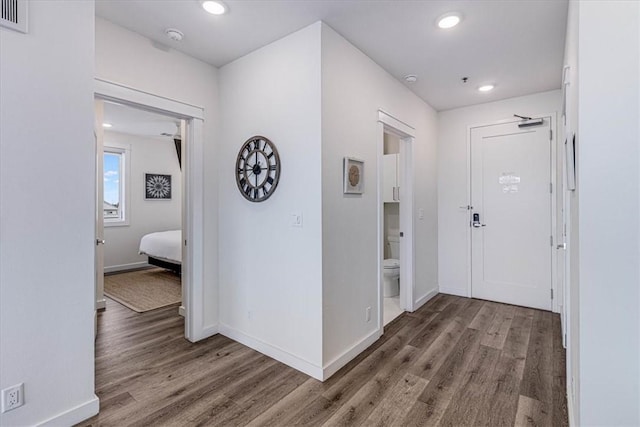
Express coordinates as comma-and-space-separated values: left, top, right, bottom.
96, 0, 568, 111
103, 101, 181, 138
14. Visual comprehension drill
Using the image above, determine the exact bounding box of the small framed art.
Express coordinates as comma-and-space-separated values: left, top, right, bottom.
343, 157, 364, 194
145, 173, 172, 200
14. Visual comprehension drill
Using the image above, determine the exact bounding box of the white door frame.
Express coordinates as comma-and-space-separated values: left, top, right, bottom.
377, 110, 416, 328
466, 113, 559, 313
94, 78, 206, 342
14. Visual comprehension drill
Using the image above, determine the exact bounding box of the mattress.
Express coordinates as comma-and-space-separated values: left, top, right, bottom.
139, 230, 182, 264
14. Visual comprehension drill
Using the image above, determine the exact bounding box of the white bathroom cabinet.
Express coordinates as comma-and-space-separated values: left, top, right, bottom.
383, 153, 400, 203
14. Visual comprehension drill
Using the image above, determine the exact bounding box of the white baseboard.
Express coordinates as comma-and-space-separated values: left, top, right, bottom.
36, 395, 99, 427
219, 323, 324, 380
104, 262, 150, 274
188, 323, 219, 342
322, 328, 382, 380
413, 288, 438, 311
178, 305, 185, 317
567, 388, 576, 427
438, 286, 468, 298
96, 298, 106, 310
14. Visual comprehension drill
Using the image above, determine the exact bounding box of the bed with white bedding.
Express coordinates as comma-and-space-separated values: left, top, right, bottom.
139, 230, 182, 273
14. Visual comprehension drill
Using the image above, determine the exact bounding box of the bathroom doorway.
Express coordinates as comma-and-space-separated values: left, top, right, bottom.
382, 132, 402, 325
378, 110, 416, 328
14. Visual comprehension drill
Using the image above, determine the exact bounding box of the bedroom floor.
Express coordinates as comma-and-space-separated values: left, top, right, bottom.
104, 267, 181, 313
79, 294, 568, 426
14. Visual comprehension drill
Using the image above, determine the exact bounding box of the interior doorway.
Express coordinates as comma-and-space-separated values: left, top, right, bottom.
378, 110, 415, 328
95, 99, 185, 320
469, 117, 555, 310
93, 79, 206, 342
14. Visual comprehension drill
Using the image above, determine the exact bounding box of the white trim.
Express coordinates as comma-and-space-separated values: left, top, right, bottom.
95, 79, 204, 120
466, 113, 558, 312
190, 323, 218, 341
219, 323, 323, 380
376, 122, 385, 331
378, 110, 416, 138
36, 396, 99, 427
93, 79, 207, 344
438, 287, 467, 298
399, 136, 415, 311
567, 388, 576, 427
103, 262, 150, 274
96, 298, 106, 310
178, 305, 185, 317
322, 328, 382, 380
413, 288, 439, 310
183, 118, 205, 342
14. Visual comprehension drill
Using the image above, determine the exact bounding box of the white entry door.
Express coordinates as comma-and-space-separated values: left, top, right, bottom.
470, 118, 552, 310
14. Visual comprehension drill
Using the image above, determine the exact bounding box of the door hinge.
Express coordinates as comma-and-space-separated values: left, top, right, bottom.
550, 183, 553, 193
550, 235, 553, 246
551, 289, 554, 299
184, 239, 187, 246
549, 129, 553, 140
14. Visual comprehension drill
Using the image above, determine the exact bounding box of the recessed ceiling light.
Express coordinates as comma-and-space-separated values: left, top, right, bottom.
102, 123, 113, 128
165, 28, 184, 42
202, 1, 226, 15
437, 12, 461, 29
478, 84, 495, 92
404, 74, 418, 84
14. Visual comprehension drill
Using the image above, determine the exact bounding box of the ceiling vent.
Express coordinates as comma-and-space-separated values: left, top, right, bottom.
1, 0, 28, 33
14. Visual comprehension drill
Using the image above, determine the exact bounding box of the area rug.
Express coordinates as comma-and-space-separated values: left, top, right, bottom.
104, 268, 181, 313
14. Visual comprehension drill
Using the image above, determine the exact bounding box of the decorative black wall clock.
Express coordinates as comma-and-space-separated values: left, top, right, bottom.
235, 136, 281, 202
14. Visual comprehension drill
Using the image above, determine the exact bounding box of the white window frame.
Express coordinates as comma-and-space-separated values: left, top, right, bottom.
103, 143, 131, 227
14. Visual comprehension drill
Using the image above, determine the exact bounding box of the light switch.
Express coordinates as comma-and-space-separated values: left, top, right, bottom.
290, 212, 303, 228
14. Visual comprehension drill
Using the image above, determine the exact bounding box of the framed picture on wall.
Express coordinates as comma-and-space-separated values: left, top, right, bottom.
343, 157, 364, 194
145, 173, 172, 200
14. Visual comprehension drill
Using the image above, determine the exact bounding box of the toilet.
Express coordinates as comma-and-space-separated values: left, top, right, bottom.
383, 232, 400, 297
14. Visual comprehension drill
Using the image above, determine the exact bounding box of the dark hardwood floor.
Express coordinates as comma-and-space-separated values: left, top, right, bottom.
79, 294, 568, 426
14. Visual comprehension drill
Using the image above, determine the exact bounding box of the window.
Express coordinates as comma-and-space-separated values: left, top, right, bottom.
103, 146, 129, 225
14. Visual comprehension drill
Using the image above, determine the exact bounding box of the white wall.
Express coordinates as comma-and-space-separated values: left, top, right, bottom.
574, 1, 639, 425
321, 23, 439, 367
95, 17, 219, 328
437, 90, 562, 296
103, 132, 182, 271
562, 1, 580, 423
0, 1, 98, 425
218, 23, 324, 375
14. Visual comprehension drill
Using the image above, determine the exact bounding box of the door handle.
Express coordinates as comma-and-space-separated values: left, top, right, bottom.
557, 243, 566, 249
472, 213, 485, 228
96, 239, 105, 245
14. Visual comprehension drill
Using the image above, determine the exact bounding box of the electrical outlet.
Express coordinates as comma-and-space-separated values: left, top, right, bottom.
365, 306, 371, 322
2, 383, 24, 413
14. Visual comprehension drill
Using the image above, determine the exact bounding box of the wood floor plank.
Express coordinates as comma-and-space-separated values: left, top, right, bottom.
79, 295, 568, 427
520, 310, 553, 404
468, 301, 497, 331
472, 354, 526, 426
400, 328, 482, 426
246, 379, 325, 427
408, 315, 468, 381
321, 344, 418, 426
503, 313, 534, 360
514, 395, 550, 427
362, 373, 429, 427
407, 302, 464, 349
480, 304, 516, 349
438, 344, 501, 427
